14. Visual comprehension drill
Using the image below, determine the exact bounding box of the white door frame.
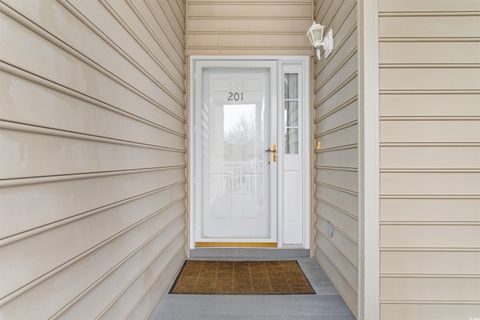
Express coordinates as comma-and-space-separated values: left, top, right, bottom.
188, 56, 310, 250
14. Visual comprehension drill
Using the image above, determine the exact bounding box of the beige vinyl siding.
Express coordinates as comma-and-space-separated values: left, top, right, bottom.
378, 1, 480, 319
313, 0, 358, 316
0, 0, 186, 319
186, 0, 313, 56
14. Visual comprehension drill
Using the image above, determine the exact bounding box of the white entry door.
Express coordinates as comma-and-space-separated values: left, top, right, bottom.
194, 61, 278, 245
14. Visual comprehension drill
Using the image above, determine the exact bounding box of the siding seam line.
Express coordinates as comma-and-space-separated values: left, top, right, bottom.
0, 120, 186, 151
0, 61, 185, 137
0, 181, 185, 244
1, 1, 186, 119
0, 166, 186, 187
0, 198, 185, 305
50, 219, 184, 319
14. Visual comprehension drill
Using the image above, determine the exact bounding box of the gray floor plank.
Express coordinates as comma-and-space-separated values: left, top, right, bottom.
149, 258, 354, 320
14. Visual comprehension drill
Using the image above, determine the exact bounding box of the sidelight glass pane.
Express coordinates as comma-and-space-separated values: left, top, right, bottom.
284, 73, 299, 154
284, 73, 298, 99
285, 101, 298, 127
285, 128, 298, 154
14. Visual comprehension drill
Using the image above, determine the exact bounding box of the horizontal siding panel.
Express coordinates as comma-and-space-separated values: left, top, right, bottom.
316, 169, 358, 193
381, 146, 480, 169
317, 124, 358, 150
99, 243, 184, 319
188, 3, 311, 18
315, 5, 357, 75
314, 75, 357, 108
316, 30, 357, 80
379, 1, 480, 315
381, 251, 480, 275
315, 249, 357, 315
379, 94, 480, 117
381, 304, 480, 320
0, 12, 185, 126
0, 196, 184, 300
0, 129, 184, 179
380, 42, 480, 64
1, 0, 186, 317
316, 202, 358, 241
188, 0, 311, 2
381, 172, 480, 195
103, 0, 185, 70
126, 249, 185, 319
379, 0, 480, 13
381, 225, 480, 248
188, 18, 311, 33
316, 147, 358, 169
187, 48, 313, 55
65, 0, 184, 84
143, 0, 185, 47
187, 34, 310, 48
379, 16, 480, 38
380, 68, 480, 91
315, 52, 357, 95
317, 234, 358, 291
380, 198, 480, 222
317, 218, 358, 268
185, 0, 312, 56
0, 170, 184, 239
0, 70, 185, 146
3, 0, 184, 103
0, 216, 184, 319
315, 101, 357, 135
381, 277, 480, 302
380, 120, 480, 143
127, 0, 184, 63
314, 1, 358, 315
315, 185, 359, 217
61, 235, 184, 319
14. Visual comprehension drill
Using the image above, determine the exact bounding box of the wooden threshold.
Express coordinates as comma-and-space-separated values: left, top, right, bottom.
195, 242, 277, 248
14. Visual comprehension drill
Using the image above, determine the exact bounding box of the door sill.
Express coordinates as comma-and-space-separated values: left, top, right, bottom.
195, 242, 277, 248
189, 248, 310, 260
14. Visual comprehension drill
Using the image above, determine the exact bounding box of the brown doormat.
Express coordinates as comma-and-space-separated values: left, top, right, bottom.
170, 260, 315, 295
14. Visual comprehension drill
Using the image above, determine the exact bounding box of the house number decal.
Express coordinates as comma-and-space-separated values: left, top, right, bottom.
227, 92, 244, 102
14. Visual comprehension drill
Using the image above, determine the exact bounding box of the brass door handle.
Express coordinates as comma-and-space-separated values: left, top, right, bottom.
264, 144, 277, 162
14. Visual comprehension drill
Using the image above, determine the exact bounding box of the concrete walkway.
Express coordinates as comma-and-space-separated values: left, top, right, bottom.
149, 258, 354, 320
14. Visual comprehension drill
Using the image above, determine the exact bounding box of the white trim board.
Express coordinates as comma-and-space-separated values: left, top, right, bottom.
357, 1, 380, 319
187, 56, 310, 251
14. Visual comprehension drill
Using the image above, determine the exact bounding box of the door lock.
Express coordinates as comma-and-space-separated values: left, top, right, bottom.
265, 144, 277, 162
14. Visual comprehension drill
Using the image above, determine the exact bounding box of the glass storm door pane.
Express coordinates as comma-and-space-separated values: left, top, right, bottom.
201, 68, 271, 239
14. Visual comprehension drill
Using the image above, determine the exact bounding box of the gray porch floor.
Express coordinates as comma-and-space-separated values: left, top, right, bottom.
149, 258, 355, 320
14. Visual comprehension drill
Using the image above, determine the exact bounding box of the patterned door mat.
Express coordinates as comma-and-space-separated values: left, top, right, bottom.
170, 260, 315, 295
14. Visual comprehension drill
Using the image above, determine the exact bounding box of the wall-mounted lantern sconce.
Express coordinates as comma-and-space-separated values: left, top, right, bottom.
306, 21, 334, 60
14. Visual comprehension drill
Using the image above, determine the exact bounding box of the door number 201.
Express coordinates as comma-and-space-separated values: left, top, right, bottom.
227, 92, 244, 102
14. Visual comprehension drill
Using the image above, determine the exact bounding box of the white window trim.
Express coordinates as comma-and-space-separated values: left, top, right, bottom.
358, 0, 380, 319
187, 56, 310, 251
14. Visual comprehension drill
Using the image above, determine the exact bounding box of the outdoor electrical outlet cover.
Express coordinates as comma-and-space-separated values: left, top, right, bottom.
327, 222, 334, 238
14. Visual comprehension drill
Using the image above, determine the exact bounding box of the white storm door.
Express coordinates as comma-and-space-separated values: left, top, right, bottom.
194, 61, 277, 243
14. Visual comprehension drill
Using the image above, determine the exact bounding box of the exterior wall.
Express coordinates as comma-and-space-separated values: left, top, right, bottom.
313, 0, 359, 316
0, 0, 186, 319
186, 0, 313, 56
378, 1, 480, 319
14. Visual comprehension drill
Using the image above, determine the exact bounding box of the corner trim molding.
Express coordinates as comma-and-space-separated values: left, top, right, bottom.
357, 0, 380, 319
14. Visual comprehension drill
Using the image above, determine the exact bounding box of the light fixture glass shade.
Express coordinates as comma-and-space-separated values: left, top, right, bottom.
306, 21, 334, 60
306, 22, 324, 47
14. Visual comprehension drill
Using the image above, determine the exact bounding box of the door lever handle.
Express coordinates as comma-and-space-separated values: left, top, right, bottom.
264, 144, 277, 162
